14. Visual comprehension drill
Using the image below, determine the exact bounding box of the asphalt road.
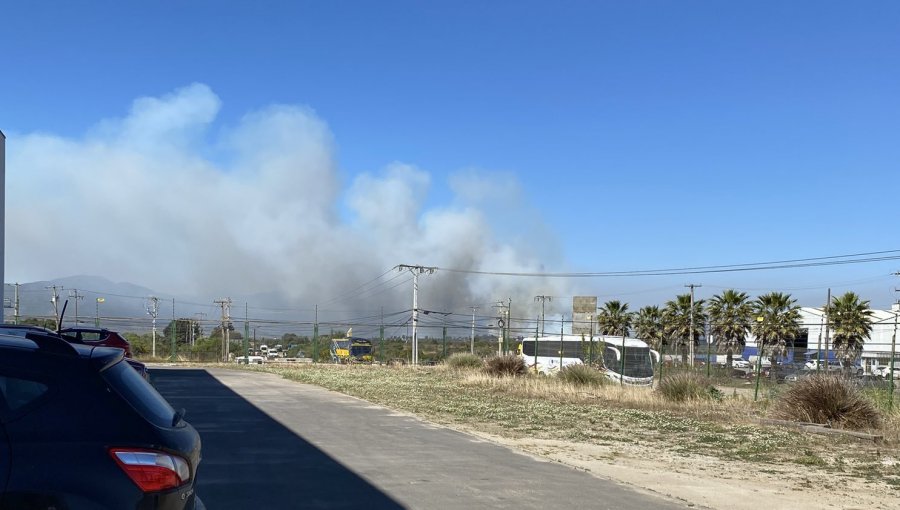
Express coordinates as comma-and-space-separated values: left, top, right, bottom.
152, 367, 685, 510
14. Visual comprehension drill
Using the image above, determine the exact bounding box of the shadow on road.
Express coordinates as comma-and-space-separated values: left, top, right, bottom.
152, 369, 405, 510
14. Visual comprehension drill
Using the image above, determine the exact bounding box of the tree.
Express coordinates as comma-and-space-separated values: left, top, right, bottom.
828, 292, 873, 371
664, 294, 706, 364
751, 292, 801, 376
634, 306, 665, 352
163, 318, 202, 345
209, 326, 242, 341
708, 289, 752, 368
597, 300, 632, 336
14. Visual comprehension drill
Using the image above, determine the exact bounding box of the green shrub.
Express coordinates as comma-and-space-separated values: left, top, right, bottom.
484, 354, 527, 377
558, 364, 608, 387
657, 372, 720, 402
772, 373, 880, 430
445, 352, 484, 371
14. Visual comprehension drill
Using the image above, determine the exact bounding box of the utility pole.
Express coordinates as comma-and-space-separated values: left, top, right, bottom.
396, 264, 436, 365
68, 289, 84, 326
193, 312, 206, 346
685, 284, 702, 368
890, 272, 899, 408
493, 301, 508, 356
13, 283, 19, 325
214, 298, 232, 362
244, 303, 250, 364
170, 298, 176, 361
46, 285, 63, 324
816, 303, 825, 374
313, 305, 319, 363
534, 295, 552, 336
507, 297, 512, 354
824, 288, 832, 371
470, 306, 477, 354
147, 297, 160, 358
890, 298, 898, 409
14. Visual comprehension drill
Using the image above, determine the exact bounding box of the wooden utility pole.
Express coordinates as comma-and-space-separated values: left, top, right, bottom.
214, 298, 232, 362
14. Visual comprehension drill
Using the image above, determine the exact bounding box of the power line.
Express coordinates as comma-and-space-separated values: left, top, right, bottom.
435, 249, 900, 278
318, 267, 397, 307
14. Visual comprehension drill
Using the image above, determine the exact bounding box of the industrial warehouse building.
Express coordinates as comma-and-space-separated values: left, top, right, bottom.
741, 304, 898, 373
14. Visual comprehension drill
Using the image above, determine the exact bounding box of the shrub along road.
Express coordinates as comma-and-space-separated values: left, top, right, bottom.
151, 367, 686, 510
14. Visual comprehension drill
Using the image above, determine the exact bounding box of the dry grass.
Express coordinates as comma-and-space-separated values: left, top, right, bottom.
484, 354, 527, 377
459, 371, 756, 422
657, 372, 722, 402
882, 412, 900, 443
557, 364, 608, 387
771, 373, 881, 430
443, 352, 484, 371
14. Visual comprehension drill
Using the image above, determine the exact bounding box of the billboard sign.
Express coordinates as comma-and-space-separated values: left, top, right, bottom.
572, 296, 597, 336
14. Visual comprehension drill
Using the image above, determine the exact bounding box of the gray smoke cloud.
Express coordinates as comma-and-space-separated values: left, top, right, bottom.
7, 83, 575, 324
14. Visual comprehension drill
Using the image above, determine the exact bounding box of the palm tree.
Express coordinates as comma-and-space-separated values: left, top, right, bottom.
597, 300, 632, 336
751, 292, 801, 377
828, 292, 873, 372
663, 294, 706, 364
634, 306, 665, 352
707, 290, 752, 368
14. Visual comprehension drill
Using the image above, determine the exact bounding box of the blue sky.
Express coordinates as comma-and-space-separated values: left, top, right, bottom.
2, 1, 899, 310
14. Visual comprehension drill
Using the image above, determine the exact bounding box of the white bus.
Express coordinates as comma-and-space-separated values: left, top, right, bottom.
518, 334, 658, 386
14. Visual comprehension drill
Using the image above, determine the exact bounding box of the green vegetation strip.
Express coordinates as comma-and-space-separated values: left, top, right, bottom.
234, 364, 899, 485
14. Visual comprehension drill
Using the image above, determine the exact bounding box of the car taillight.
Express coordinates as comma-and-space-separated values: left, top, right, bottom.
109, 448, 191, 492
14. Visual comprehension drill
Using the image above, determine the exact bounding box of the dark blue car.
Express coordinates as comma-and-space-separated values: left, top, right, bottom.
0, 332, 204, 509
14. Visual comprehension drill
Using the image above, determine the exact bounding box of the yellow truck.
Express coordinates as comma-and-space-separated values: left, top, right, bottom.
330, 336, 373, 364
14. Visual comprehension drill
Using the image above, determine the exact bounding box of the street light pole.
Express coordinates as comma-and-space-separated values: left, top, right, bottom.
95, 297, 104, 327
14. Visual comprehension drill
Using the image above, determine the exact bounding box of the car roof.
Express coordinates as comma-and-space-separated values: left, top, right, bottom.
0, 324, 56, 332
60, 326, 110, 333
0, 332, 124, 369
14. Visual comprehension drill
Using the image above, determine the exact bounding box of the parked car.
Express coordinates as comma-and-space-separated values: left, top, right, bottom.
804, 359, 865, 375
61, 326, 133, 357
731, 359, 750, 369
0, 324, 149, 380
875, 366, 900, 379
0, 331, 204, 508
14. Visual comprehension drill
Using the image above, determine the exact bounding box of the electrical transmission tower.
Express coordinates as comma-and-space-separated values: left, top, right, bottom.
147, 296, 160, 357
396, 264, 436, 365
214, 298, 233, 362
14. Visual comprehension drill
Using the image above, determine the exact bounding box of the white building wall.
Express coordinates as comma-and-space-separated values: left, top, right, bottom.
744, 306, 898, 359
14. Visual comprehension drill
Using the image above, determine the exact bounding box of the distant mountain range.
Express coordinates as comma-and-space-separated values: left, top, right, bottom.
4, 275, 162, 327
2, 275, 310, 338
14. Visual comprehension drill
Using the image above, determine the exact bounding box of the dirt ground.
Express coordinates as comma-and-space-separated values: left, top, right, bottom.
458, 428, 897, 510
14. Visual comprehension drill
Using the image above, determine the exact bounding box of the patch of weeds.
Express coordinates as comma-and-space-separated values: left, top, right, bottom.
794, 450, 826, 467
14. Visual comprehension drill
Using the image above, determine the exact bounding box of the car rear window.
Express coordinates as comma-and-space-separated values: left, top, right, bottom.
102, 361, 176, 428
